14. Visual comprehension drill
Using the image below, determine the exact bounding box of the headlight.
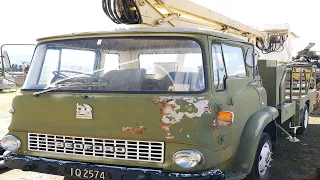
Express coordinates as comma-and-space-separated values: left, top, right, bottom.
1, 135, 21, 152
173, 150, 202, 169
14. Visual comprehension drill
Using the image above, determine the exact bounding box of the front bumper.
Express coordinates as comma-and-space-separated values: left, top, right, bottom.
4, 153, 225, 180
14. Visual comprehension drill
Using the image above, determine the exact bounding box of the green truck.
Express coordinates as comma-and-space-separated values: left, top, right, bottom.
0, 1, 317, 180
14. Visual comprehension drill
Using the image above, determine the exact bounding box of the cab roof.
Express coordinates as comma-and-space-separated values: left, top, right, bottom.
37, 25, 249, 43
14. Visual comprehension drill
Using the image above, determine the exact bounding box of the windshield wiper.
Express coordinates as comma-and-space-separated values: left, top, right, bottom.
32, 82, 108, 97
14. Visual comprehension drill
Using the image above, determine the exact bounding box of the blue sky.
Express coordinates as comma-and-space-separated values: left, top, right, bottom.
0, 0, 318, 54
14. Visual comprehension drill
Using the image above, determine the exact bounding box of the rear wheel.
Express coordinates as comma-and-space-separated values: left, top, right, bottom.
297, 105, 309, 135
245, 132, 272, 180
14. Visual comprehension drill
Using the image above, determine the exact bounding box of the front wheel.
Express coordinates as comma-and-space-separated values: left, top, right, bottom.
245, 132, 272, 180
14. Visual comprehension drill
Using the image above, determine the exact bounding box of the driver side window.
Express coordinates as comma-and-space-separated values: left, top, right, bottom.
38, 49, 96, 85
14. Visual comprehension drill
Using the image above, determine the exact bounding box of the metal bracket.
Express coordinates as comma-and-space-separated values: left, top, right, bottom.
157, 13, 180, 24
288, 122, 301, 142
286, 136, 300, 143
275, 122, 300, 142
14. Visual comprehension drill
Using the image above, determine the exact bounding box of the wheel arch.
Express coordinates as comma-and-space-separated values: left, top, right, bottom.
231, 106, 279, 174
263, 121, 277, 150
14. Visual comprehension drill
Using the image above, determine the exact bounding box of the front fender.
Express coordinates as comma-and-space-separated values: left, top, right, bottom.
231, 106, 279, 174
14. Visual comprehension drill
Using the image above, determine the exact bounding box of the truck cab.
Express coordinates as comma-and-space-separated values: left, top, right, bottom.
1, 26, 280, 180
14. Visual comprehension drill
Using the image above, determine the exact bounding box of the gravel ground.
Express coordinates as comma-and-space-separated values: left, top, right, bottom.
0, 90, 320, 180
0, 90, 16, 138
269, 111, 320, 180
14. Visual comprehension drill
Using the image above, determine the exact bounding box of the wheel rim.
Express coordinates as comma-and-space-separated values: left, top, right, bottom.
304, 109, 309, 129
258, 142, 272, 176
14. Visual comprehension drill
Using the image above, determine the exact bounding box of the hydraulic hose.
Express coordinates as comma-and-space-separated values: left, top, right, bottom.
102, 0, 142, 24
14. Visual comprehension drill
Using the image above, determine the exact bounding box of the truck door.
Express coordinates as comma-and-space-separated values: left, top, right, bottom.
245, 47, 268, 109
211, 41, 261, 149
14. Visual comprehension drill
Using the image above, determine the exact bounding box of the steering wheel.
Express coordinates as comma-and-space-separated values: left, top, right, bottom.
152, 64, 175, 85
52, 70, 109, 83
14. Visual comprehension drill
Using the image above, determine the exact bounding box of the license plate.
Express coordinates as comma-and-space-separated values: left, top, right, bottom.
69, 167, 108, 180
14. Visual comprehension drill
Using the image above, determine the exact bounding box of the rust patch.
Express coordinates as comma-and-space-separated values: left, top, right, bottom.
122, 126, 147, 135
212, 119, 232, 131
148, 97, 212, 138
122, 127, 133, 132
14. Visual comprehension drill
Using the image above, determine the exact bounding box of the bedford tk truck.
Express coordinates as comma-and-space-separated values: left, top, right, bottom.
1, 0, 317, 180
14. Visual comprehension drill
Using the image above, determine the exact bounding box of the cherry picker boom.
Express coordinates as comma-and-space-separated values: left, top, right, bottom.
102, 0, 296, 59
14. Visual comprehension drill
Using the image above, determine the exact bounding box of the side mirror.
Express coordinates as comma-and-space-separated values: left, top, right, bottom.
0, 44, 36, 77
246, 48, 259, 68
2, 50, 12, 70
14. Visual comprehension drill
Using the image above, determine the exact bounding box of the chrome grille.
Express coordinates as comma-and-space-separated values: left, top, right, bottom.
28, 133, 164, 163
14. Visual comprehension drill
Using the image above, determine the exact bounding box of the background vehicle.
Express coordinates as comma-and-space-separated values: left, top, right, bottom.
291, 43, 320, 109
0, 0, 317, 180
0, 44, 35, 91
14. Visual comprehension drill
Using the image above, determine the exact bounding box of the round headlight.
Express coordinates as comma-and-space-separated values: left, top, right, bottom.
173, 150, 202, 169
1, 135, 21, 152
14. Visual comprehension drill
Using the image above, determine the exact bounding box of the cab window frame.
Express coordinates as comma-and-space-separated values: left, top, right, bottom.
211, 42, 247, 92
23, 36, 209, 94
211, 43, 227, 92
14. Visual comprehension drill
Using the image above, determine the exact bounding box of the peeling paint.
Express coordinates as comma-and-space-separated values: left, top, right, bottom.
149, 96, 211, 138
122, 126, 147, 135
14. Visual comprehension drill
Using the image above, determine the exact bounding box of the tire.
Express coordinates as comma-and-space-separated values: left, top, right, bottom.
0, 144, 5, 169
0, 146, 4, 155
245, 132, 272, 180
297, 105, 309, 135
0, 159, 5, 169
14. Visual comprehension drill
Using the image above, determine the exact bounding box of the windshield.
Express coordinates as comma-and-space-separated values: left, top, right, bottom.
23, 37, 205, 93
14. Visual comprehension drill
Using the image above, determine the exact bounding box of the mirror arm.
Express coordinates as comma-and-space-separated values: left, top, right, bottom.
0, 55, 5, 77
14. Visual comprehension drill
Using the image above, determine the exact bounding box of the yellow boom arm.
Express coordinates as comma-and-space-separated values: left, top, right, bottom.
136, 0, 264, 42
102, 0, 296, 59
